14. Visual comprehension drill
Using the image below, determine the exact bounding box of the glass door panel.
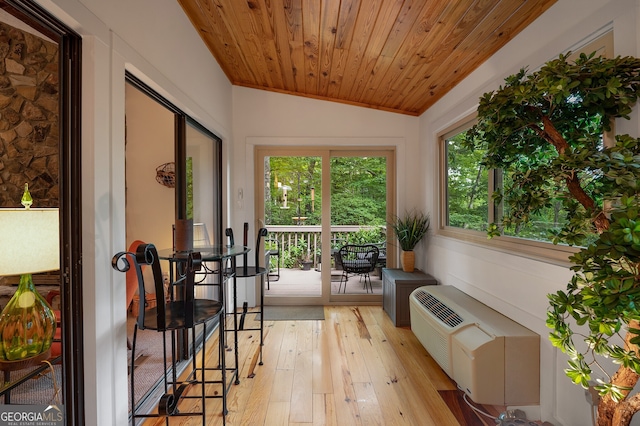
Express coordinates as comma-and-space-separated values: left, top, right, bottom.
330, 155, 388, 296
186, 121, 222, 294
264, 155, 322, 297
185, 121, 222, 361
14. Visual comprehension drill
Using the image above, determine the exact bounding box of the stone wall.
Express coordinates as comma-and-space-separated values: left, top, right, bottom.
0, 21, 59, 208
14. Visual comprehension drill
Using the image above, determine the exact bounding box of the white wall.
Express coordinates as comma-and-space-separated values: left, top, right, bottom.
231, 87, 421, 304
420, 0, 640, 425
33, 0, 233, 424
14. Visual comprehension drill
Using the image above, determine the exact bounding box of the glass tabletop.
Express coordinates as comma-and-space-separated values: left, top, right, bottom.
158, 245, 250, 261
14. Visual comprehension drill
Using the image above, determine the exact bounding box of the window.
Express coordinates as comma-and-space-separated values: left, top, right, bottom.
441, 119, 576, 263
439, 31, 612, 263
125, 76, 223, 410
444, 122, 594, 246
444, 124, 489, 232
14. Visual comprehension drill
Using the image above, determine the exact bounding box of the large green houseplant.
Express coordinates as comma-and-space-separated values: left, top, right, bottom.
465, 52, 640, 426
390, 211, 430, 272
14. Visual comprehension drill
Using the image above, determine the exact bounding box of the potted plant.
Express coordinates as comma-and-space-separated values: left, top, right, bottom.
466, 52, 640, 425
285, 240, 314, 270
301, 253, 313, 271
390, 211, 430, 272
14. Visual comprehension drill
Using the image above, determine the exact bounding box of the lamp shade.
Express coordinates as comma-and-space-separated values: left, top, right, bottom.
0, 208, 59, 276
193, 222, 211, 248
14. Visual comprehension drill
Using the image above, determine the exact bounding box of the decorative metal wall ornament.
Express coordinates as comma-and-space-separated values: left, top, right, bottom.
156, 162, 175, 188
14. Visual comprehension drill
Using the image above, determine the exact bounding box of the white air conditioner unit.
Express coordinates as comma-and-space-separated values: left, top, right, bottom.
409, 285, 539, 406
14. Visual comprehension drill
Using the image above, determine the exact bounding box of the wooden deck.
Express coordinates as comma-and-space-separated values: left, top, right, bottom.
264, 267, 383, 297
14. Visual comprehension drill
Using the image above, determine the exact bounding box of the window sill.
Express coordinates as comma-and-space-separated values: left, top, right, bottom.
438, 227, 577, 267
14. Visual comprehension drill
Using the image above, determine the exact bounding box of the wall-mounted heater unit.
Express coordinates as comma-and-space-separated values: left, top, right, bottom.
409, 285, 540, 406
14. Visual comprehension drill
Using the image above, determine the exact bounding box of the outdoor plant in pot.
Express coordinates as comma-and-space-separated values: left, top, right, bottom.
284, 240, 312, 270
465, 52, 640, 426
390, 211, 430, 272
301, 252, 313, 270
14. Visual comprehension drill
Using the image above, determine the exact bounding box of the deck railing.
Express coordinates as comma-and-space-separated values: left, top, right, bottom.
264, 225, 386, 269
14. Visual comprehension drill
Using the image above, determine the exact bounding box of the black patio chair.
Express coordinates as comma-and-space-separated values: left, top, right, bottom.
337, 244, 380, 293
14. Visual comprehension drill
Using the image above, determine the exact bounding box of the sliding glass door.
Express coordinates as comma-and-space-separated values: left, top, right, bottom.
264, 154, 323, 298
257, 147, 394, 305
124, 75, 222, 412
0, 2, 82, 423
329, 154, 389, 296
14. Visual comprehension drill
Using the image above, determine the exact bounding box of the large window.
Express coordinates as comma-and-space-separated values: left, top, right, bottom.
441, 121, 576, 262
445, 124, 571, 243
441, 32, 612, 262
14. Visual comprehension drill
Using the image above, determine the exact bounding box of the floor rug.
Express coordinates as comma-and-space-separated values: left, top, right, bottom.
127, 317, 174, 410
257, 305, 325, 321
0, 362, 62, 405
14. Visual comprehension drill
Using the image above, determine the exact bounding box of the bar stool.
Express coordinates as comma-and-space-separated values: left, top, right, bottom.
224, 224, 268, 365
265, 236, 280, 288
112, 243, 227, 425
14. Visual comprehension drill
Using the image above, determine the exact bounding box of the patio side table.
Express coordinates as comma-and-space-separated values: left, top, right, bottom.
382, 268, 437, 326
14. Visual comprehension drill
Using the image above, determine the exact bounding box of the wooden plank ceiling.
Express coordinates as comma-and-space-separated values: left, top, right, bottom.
178, 0, 556, 116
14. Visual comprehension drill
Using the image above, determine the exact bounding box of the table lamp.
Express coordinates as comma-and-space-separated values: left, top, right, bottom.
0, 184, 58, 364
192, 223, 211, 248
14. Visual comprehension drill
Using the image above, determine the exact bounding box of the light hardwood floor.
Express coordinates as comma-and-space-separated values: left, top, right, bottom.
143, 305, 504, 425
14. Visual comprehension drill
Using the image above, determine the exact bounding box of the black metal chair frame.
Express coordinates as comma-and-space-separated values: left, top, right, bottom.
265, 236, 280, 287
112, 243, 227, 425
337, 244, 380, 293
224, 224, 267, 365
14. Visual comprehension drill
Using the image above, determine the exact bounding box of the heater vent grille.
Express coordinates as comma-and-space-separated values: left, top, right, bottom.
414, 289, 463, 328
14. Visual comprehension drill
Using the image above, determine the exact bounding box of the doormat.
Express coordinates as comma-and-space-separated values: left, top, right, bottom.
257, 305, 325, 321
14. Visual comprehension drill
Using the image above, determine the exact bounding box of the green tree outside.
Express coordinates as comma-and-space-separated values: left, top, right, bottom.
265, 156, 387, 227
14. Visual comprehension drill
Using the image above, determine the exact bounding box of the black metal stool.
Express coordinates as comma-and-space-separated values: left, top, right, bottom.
265, 236, 280, 288
224, 224, 268, 366
112, 243, 227, 425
